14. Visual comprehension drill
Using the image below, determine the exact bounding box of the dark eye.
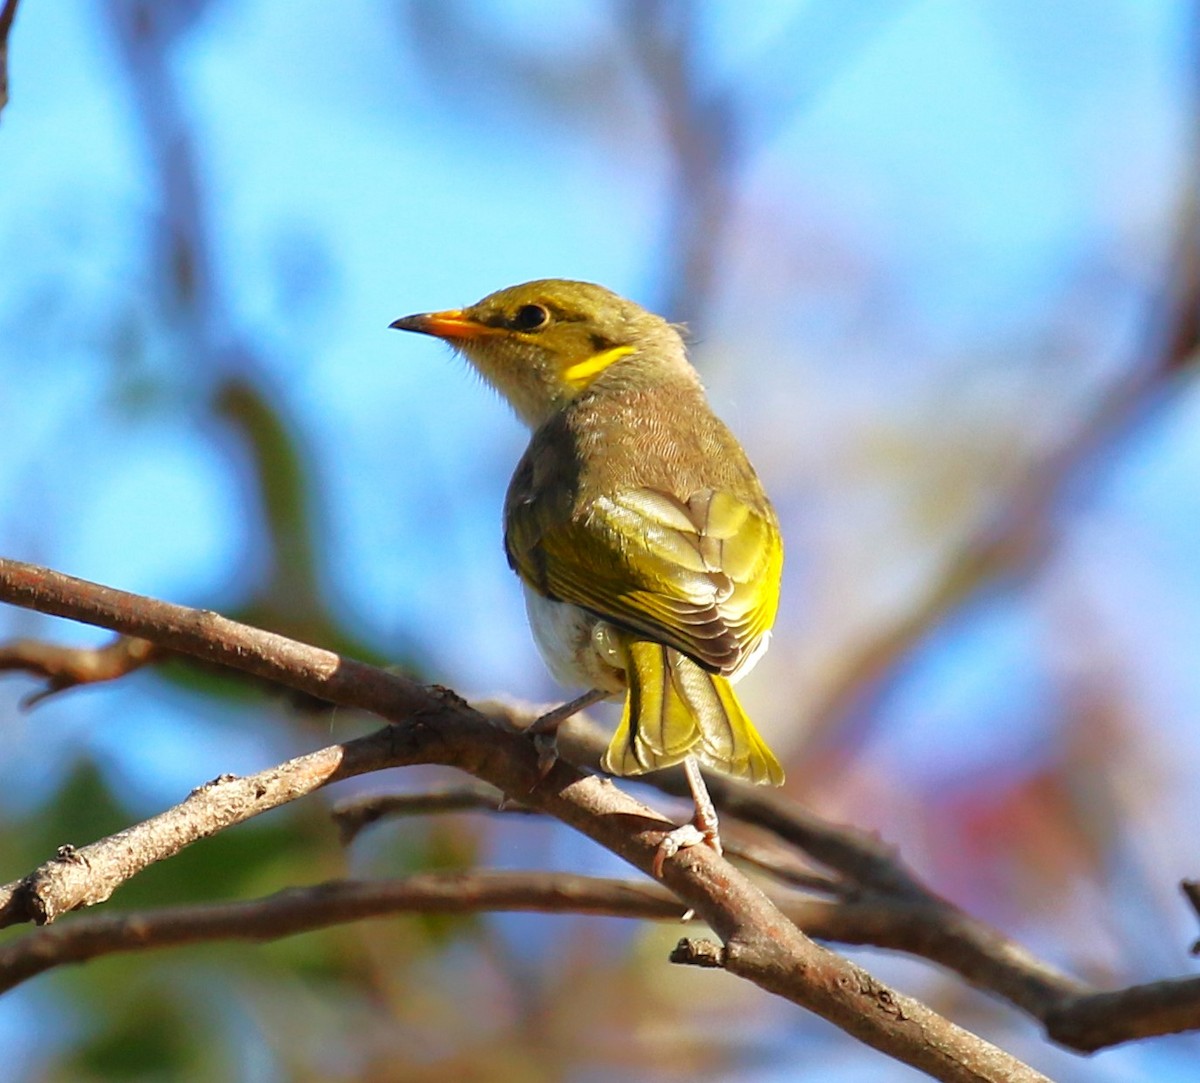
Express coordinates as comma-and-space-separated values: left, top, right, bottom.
510, 304, 550, 332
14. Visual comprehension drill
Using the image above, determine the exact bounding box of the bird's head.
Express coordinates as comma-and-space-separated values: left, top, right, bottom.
391, 279, 688, 427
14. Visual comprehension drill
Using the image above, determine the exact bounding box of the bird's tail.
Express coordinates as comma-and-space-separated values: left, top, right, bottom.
601, 637, 784, 785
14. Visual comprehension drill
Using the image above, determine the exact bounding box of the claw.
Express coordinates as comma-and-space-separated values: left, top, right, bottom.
652, 823, 706, 878
525, 688, 609, 789
651, 757, 723, 877
533, 732, 559, 781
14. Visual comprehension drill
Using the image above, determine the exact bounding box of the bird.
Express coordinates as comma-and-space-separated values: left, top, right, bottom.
390, 279, 784, 874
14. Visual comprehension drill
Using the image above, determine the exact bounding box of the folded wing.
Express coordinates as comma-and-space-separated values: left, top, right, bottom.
506, 485, 781, 678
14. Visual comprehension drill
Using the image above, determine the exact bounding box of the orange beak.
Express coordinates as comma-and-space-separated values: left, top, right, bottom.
389, 309, 503, 340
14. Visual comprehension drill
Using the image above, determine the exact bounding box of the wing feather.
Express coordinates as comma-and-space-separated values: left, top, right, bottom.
507, 484, 781, 676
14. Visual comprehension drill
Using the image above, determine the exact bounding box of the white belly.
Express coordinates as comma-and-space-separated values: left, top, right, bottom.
522, 586, 626, 693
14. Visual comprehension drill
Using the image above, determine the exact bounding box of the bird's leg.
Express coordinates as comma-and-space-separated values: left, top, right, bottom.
652, 756, 722, 878
526, 687, 609, 777
527, 687, 609, 734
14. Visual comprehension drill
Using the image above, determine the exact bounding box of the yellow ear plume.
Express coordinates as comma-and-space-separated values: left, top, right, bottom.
562, 345, 635, 389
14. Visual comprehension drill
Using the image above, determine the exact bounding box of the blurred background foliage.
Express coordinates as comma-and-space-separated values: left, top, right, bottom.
2, 0, 1199, 1079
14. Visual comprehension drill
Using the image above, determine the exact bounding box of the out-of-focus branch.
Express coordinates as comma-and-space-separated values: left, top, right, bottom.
0, 635, 159, 706
333, 781, 844, 894
799, 184, 1200, 762
331, 783, 535, 845
618, 2, 734, 325
0, 873, 685, 994
616, 1, 903, 327
1156, 187, 1200, 377
1184, 878, 1200, 954
107, 4, 306, 610
104, 3, 405, 672
0, 0, 18, 119
404, 1, 898, 329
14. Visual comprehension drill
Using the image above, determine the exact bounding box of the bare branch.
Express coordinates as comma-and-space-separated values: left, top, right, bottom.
1045, 978, 1200, 1053
0, 557, 1049, 1082
330, 703, 1200, 1054
332, 781, 844, 895
0, 635, 159, 706
330, 783, 534, 845
0, 873, 687, 995
0, 745, 356, 927
3, 857, 1196, 1058
0, 559, 433, 719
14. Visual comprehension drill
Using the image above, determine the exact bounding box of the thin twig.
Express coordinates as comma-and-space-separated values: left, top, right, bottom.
332, 779, 844, 895
0, 873, 686, 995
330, 783, 534, 845
0, 635, 159, 706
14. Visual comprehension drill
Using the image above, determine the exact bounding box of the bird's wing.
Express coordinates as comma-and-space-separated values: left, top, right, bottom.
506, 485, 781, 676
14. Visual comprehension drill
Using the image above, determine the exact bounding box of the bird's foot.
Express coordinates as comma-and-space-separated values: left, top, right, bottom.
652, 757, 722, 878
652, 819, 722, 879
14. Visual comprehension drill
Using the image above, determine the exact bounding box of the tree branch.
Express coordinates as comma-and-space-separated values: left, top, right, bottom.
0, 0, 19, 119
330, 783, 532, 844
0, 556, 1049, 1083
0, 742, 357, 927
331, 781, 845, 894
0, 634, 159, 705
543, 708, 943, 898
0, 873, 686, 996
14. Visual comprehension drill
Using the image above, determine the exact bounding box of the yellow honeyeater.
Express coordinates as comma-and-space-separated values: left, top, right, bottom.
391, 279, 784, 869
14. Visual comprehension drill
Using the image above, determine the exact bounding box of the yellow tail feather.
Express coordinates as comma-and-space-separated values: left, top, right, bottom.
601, 638, 784, 785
